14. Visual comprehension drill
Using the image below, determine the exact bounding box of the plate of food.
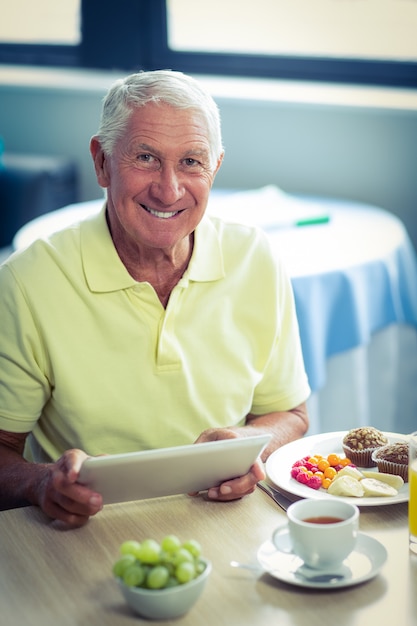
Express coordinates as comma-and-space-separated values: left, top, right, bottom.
265, 430, 409, 506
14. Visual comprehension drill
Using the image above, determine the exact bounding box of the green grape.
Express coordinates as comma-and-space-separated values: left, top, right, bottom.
159, 552, 176, 574
182, 539, 201, 558
123, 564, 146, 588
172, 547, 194, 567
175, 561, 196, 584
141, 564, 152, 580
113, 536, 206, 590
146, 565, 170, 589
195, 559, 206, 575
161, 534, 182, 553
120, 540, 141, 558
165, 575, 180, 588
112, 554, 136, 578
137, 538, 161, 564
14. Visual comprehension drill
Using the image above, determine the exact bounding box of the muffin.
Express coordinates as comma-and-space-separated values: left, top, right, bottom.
372, 442, 409, 482
342, 427, 388, 467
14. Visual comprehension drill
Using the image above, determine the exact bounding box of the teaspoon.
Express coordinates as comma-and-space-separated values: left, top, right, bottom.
230, 561, 345, 584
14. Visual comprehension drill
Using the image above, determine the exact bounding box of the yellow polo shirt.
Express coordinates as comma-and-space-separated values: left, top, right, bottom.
0, 206, 310, 461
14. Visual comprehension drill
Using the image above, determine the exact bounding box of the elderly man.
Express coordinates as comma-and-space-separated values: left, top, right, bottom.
0, 70, 310, 527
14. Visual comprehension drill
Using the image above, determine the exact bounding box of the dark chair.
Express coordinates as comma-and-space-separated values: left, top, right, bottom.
0, 152, 79, 247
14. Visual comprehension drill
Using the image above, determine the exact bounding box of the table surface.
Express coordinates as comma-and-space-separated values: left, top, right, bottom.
0, 488, 415, 626
11, 189, 417, 391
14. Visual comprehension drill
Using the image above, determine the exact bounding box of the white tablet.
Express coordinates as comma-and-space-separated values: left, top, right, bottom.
78, 434, 271, 505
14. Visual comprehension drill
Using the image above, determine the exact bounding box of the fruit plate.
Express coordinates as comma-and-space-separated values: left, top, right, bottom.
265, 431, 409, 506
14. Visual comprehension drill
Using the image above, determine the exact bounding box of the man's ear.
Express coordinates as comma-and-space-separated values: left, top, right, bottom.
90, 136, 110, 188
213, 151, 224, 178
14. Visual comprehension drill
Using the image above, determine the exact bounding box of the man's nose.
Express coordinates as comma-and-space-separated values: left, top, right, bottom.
150, 165, 185, 206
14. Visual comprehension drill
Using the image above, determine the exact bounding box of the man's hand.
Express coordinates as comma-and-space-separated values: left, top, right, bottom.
191, 427, 266, 501
206, 460, 265, 501
0, 431, 103, 527
35, 449, 103, 528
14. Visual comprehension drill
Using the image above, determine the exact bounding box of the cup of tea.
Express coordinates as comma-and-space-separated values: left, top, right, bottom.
272, 498, 359, 569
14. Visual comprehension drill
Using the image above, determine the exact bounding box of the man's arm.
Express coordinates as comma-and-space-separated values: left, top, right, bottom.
0, 431, 38, 509
0, 430, 103, 527
244, 401, 309, 461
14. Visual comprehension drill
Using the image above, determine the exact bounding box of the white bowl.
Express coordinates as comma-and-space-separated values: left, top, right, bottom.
117, 558, 211, 620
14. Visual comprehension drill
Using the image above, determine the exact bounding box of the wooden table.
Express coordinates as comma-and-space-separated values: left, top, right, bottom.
0, 488, 415, 626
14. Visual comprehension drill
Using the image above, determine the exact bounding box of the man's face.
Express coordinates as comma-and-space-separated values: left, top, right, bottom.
92, 101, 223, 254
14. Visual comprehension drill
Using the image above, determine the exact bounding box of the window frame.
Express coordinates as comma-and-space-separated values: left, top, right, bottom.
0, 0, 416, 89
0, 42, 78, 67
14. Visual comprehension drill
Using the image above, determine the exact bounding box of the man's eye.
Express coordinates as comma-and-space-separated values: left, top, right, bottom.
183, 158, 202, 168
136, 154, 160, 169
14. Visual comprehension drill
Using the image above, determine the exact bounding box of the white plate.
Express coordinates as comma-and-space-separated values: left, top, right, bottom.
265, 431, 409, 506
257, 531, 387, 589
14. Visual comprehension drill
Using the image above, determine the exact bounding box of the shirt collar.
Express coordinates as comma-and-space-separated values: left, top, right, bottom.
81, 204, 225, 293
185, 215, 225, 283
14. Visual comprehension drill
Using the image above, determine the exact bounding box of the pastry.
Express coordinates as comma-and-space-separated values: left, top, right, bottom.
342, 427, 388, 467
372, 442, 409, 482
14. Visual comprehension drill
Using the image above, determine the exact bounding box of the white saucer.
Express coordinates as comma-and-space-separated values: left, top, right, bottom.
257, 530, 387, 589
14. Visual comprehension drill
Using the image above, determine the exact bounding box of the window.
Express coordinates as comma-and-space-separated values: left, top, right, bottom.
0, 0, 80, 66
167, 0, 417, 62
0, 0, 80, 45
158, 0, 417, 86
0, 0, 416, 88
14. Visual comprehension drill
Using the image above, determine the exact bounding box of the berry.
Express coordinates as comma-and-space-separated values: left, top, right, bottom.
290, 451, 357, 492
296, 472, 309, 485
307, 475, 322, 490
291, 467, 302, 478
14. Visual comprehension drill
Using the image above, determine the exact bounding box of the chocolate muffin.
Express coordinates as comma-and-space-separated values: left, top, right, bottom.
342, 427, 388, 467
372, 442, 409, 482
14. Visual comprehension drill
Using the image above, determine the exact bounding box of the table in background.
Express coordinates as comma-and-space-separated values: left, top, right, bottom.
0, 488, 414, 626
12, 189, 417, 435
262, 195, 417, 436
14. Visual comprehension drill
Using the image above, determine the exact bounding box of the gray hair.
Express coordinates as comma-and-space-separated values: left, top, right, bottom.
96, 70, 224, 169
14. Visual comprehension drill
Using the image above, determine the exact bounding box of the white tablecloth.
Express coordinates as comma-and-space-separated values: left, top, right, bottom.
13, 187, 417, 435
307, 324, 417, 436
209, 187, 417, 435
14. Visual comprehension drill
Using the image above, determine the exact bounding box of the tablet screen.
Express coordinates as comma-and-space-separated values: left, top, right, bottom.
78, 434, 271, 504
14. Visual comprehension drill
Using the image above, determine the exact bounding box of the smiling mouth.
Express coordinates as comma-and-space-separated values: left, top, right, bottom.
142, 205, 182, 219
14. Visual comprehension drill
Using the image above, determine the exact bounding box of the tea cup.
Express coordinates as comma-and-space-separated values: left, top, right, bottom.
272, 498, 359, 569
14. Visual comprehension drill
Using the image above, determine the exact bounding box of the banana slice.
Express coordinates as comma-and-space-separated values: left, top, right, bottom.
327, 475, 365, 497
338, 466, 364, 481
361, 471, 404, 490
360, 478, 398, 497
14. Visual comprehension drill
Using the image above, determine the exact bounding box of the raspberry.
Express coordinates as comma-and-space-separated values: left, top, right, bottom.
296, 472, 309, 485
291, 467, 302, 479
307, 475, 322, 490
292, 459, 306, 468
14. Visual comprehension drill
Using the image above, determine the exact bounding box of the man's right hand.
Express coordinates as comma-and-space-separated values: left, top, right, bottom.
0, 431, 103, 528
36, 449, 103, 528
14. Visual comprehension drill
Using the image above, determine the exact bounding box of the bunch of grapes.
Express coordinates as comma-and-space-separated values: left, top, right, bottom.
291, 453, 355, 490
112, 535, 206, 590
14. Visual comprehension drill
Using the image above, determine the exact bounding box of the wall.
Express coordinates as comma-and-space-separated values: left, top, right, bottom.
1, 66, 416, 251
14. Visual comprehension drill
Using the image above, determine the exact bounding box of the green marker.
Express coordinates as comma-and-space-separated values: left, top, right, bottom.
266, 215, 330, 230
295, 215, 330, 227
